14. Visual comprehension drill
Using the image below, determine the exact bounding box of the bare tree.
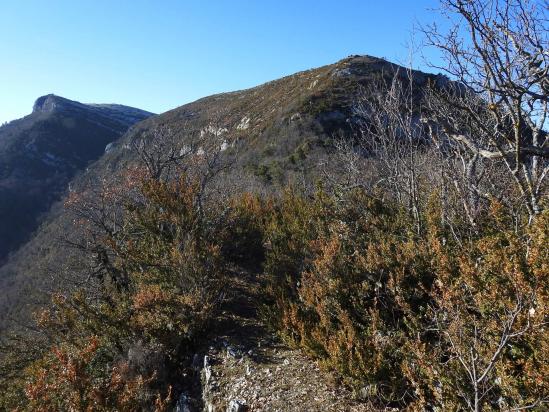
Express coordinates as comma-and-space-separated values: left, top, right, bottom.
425, 286, 548, 411
131, 123, 196, 180
422, 0, 549, 222
361, 68, 430, 232
329, 67, 432, 233
319, 131, 371, 195
58, 114, 239, 294
423, 86, 493, 229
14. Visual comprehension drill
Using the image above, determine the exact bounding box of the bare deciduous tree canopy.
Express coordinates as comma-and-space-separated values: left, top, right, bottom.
423, 0, 549, 220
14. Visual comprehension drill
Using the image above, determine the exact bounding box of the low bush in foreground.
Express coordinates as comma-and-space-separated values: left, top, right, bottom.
261, 190, 548, 410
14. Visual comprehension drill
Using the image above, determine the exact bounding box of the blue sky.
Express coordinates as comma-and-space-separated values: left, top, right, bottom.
0, 0, 443, 124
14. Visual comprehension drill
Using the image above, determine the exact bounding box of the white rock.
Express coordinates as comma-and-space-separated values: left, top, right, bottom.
104, 142, 115, 153
201, 124, 228, 137
227, 399, 246, 412
204, 355, 213, 384
237, 116, 250, 130
308, 79, 318, 89
289, 113, 301, 122
227, 346, 240, 359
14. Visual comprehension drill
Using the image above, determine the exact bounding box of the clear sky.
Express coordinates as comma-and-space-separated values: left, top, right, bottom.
0, 0, 443, 124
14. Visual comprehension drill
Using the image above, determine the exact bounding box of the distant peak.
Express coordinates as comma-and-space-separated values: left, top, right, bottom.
32, 94, 74, 114
31, 95, 154, 121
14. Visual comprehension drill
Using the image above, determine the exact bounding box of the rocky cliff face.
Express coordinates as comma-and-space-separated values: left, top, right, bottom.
32, 94, 153, 125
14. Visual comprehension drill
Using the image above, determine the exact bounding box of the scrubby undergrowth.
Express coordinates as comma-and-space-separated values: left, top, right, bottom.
1, 171, 546, 410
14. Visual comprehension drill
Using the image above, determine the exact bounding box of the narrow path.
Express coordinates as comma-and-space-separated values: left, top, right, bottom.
199, 269, 371, 412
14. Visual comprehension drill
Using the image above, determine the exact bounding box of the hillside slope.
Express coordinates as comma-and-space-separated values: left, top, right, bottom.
93, 55, 437, 184
0, 95, 153, 265
0, 55, 438, 331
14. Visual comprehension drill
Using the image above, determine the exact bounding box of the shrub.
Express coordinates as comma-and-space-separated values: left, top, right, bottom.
261, 189, 549, 410
1, 173, 226, 410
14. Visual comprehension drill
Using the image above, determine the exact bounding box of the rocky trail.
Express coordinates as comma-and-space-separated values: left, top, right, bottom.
182, 270, 371, 412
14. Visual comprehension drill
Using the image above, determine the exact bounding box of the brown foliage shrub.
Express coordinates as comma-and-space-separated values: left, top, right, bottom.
261, 189, 548, 410
1, 173, 226, 410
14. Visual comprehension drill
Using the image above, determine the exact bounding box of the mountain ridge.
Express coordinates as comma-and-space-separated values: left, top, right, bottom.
90, 55, 439, 182
0, 95, 154, 265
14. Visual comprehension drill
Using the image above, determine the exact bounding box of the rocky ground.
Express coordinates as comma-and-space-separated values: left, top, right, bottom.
185, 270, 372, 412
202, 339, 370, 412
